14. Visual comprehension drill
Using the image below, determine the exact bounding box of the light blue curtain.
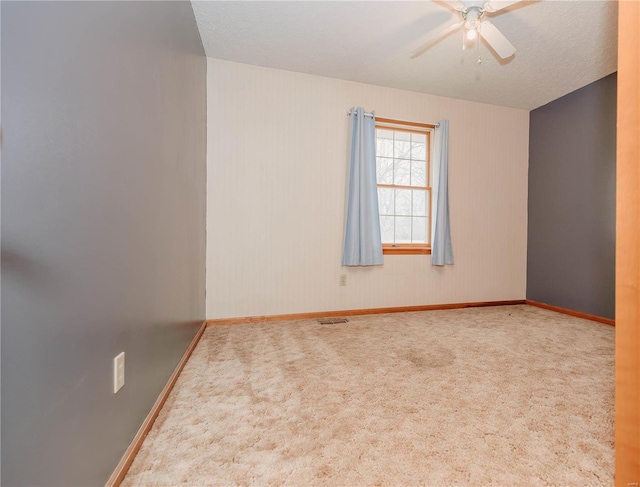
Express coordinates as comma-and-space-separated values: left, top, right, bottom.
342, 107, 383, 266
431, 120, 454, 266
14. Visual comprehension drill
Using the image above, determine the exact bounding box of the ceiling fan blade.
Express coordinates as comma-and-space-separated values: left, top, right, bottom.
411, 21, 464, 59
483, 0, 522, 13
479, 20, 516, 58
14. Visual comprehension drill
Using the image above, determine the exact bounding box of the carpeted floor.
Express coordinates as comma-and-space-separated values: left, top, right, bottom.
122, 305, 614, 486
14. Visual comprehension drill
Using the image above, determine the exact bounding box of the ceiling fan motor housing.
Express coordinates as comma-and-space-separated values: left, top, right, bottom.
462, 6, 484, 30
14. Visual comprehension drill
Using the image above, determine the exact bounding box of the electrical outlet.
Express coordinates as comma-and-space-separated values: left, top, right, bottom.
113, 352, 125, 394
339, 274, 347, 286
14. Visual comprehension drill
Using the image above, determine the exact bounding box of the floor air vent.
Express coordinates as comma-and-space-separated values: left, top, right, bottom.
318, 318, 349, 325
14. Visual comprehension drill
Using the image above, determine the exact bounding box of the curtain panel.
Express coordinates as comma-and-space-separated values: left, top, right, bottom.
431, 120, 454, 266
342, 107, 383, 266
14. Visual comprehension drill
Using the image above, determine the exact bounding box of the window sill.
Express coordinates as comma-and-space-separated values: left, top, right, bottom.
383, 245, 431, 255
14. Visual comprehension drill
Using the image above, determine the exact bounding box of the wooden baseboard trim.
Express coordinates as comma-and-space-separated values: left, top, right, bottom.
105, 321, 207, 487
526, 300, 615, 326
206, 300, 526, 326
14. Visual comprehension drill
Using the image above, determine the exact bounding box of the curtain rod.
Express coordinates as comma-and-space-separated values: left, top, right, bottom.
346, 110, 440, 128
346, 110, 376, 118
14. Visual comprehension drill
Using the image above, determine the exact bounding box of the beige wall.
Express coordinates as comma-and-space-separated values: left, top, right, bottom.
206, 58, 529, 319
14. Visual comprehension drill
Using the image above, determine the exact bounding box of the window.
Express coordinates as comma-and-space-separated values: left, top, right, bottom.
375, 118, 435, 255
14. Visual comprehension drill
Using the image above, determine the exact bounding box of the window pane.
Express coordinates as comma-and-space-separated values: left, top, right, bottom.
378, 187, 394, 216
394, 160, 411, 186
411, 160, 427, 187
412, 190, 427, 217
394, 131, 411, 159
395, 216, 412, 243
412, 133, 427, 145
411, 142, 426, 162
396, 189, 411, 216
412, 217, 427, 243
376, 130, 394, 158
380, 216, 394, 243
376, 157, 393, 185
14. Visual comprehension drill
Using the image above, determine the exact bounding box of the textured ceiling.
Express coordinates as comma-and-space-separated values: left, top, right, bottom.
192, 0, 618, 110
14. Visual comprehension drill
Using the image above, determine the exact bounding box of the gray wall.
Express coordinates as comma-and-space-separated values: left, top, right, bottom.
1, 2, 206, 485
527, 73, 616, 319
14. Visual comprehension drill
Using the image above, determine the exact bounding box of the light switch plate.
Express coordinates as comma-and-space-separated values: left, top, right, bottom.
113, 352, 125, 393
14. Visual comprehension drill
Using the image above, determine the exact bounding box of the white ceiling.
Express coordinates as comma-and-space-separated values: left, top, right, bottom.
191, 0, 618, 110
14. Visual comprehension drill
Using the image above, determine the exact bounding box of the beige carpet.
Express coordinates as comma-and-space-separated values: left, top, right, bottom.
122, 305, 614, 486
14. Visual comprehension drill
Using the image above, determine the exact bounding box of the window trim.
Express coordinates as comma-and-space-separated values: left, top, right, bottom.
375, 117, 436, 255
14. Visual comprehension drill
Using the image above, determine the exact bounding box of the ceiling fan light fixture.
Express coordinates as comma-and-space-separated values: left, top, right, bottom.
466, 28, 478, 40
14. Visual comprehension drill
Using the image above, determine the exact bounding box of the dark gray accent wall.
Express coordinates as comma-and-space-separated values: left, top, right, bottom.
527, 73, 616, 319
1, 2, 206, 485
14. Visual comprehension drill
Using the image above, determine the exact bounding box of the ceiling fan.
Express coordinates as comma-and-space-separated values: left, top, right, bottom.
412, 0, 523, 60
